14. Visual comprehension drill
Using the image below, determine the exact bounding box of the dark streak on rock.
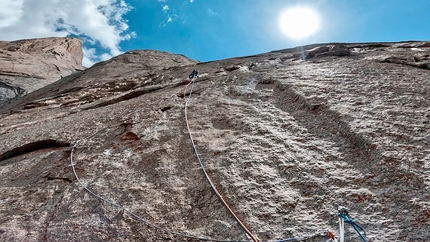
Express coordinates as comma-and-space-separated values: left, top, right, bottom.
273, 80, 373, 150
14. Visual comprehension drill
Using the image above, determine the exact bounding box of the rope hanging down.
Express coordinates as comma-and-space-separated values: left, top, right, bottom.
68, 69, 342, 242
70, 139, 248, 242
183, 70, 340, 242
183, 72, 259, 242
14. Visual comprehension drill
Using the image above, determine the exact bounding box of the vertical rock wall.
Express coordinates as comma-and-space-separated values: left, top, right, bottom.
0, 42, 429, 241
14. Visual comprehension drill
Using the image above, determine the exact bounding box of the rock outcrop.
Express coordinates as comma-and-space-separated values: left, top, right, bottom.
0, 42, 429, 241
0, 37, 85, 108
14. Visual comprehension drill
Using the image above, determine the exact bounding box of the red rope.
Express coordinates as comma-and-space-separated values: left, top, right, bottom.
183, 78, 259, 242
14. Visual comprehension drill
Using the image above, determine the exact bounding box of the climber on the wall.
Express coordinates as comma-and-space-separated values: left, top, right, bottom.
189, 69, 199, 79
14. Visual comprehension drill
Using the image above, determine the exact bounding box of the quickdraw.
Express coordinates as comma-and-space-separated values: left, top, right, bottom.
338, 206, 368, 242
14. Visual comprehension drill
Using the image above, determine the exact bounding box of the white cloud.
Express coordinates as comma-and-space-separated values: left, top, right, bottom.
122, 32, 137, 41
101, 53, 113, 61
190, 0, 194, 2
208, 9, 217, 16
0, 0, 24, 28
82, 48, 97, 67
0, 0, 134, 67
158, 1, 181, 28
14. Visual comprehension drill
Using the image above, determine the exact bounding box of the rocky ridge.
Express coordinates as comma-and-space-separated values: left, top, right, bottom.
0, 41, 429, 241
0, 37, 85, 108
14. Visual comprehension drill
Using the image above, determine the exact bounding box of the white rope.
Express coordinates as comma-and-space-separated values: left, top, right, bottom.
183, 76, 337, 242
70, 140, 249, 242
184, 77, 259, 242
68, 72, 339, 242
339, 215, 345, 242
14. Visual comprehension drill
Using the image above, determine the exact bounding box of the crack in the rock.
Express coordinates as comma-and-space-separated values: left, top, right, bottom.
47, 177, 72, 183
381, 58, 430, 70
83, 76, 209, 110
0, 139, 71, 162
0, 70, 45, 79
160, 106, 172, 112
41, 189, 66, 241
83, 85, 164, 110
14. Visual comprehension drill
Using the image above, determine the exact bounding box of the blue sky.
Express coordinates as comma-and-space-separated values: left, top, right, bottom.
1, 0, 429, 66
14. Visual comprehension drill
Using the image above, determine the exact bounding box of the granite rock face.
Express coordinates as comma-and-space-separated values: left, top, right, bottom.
0, 42, 429, 242
0, 37, 85, 108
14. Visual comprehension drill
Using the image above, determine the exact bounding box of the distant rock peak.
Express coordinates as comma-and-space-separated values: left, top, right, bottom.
0, 37, 85, 109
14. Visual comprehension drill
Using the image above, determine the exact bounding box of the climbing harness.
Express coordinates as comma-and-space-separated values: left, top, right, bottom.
338, 206, 368, 242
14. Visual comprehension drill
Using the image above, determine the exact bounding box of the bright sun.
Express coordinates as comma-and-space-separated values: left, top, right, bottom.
279, 7, 320, 39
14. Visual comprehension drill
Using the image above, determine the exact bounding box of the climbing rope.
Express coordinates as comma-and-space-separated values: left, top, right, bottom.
338, 206, 367, 242
70, 138, 248, 242
183, 76, 259, 242
183, 72, 343, 242
68, 69, 344, 242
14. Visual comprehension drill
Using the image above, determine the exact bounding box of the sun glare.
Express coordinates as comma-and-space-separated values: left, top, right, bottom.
279, 7, 320, 39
